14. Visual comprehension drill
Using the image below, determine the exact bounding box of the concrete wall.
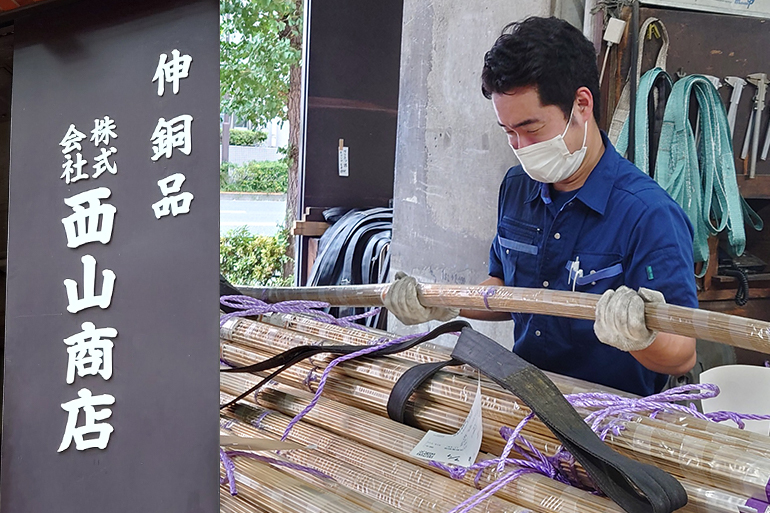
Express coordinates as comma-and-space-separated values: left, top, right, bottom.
389, 0, 552, 345
220, 145, 283, 164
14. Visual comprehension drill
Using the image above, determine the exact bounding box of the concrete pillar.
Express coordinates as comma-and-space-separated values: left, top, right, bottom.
389, 0, 551, 344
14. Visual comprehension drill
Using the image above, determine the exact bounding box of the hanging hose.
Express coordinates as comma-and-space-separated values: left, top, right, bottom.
720, 266, 749, 306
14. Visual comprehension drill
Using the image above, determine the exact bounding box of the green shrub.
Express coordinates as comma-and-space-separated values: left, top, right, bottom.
220, 226, 293, 287
226, 128, 266, 146
220, 160, 288, 193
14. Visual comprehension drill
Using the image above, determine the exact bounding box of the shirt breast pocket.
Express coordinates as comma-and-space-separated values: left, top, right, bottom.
497, 217, 540, 286
570, 252, 624, 294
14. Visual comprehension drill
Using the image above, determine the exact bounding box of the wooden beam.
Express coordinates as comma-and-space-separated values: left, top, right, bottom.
291, 220, 329, 237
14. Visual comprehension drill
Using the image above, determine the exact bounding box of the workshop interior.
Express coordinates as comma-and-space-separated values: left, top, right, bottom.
218, 1, 770, 513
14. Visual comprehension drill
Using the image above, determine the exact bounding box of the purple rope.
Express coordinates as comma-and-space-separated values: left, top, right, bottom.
225, 450, 332, 480
219, 449, 333, 495
439, 382, 770, 511
481, 288, 496, 310
220, 294, 380, 329
222, 419, 235, 431
448, 468, 538, 513
280, 332, 429, 441
303, 364, 320, 392
496, 412, 534, 472
252, 410, 273, 430
219, 448, 238, 495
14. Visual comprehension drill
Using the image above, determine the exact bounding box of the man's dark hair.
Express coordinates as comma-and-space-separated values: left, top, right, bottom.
481, 17, 600, 122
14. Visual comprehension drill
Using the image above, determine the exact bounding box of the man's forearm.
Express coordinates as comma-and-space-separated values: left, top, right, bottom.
631, 332, 697, 376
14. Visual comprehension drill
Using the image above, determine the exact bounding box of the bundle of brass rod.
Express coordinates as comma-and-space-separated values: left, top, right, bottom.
238, 283, 770, 353
257, 311, 770, 461
220, 377, 758, 513
219, 440, 402, 513
220, 390, 622, 513
219, 314, 770, 512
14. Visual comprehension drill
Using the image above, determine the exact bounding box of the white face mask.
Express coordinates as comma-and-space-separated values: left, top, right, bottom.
509, 109, 588, 183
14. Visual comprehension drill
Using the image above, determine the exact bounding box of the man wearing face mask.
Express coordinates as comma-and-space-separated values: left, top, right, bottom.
384, 16, 698, 397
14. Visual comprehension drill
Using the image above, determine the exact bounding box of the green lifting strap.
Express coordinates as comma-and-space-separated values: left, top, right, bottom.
616, 67, 672, 176
654, 75, 763, 277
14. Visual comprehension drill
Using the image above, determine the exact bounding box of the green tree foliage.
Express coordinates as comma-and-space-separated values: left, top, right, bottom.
220, 0, 303, 127
220, 226, 292, 286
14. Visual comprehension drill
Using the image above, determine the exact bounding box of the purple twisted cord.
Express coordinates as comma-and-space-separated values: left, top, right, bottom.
303, 364, 320, 391
220, 294, 380, 329
448, 468, 538, 513
225, 450, 332, 481
496, 412, 535, 472
252, 410, 273, 430
280, 332, 429, 441
440, 382, 770, 510
219, 448, 238, 495
219, 449, 333, 495
481, 288, 496, 310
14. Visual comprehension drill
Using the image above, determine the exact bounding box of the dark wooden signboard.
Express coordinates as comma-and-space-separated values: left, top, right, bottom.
1, 0, 219, 511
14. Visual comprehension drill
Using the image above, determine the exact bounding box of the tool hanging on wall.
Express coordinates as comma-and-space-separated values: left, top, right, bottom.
761, 109, 770, 161
724, 76, 746, 137
745, 73, 769, 179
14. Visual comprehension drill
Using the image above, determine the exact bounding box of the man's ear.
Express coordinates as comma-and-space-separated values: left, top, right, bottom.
574, 86, 594, 123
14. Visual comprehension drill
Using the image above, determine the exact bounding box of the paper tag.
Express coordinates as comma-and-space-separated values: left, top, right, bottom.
410, 379, 483, 468
338, 147, 349, 177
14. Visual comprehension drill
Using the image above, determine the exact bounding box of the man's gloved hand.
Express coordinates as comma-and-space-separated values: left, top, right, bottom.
594, 285, 665, 352
382, 272, 460, 325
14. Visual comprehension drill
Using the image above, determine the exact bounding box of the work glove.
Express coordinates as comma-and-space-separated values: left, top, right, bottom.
594, 285, 665, 352
382, 272, 460, 326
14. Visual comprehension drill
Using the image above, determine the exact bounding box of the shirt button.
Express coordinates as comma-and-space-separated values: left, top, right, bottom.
506, 249, 510, 255
554, 233, 561, 240
535, 330, 541, 337
543, 281, 549, 288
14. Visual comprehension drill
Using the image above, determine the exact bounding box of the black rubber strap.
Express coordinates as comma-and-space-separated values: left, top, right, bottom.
219, 320, 470, 410
386, 358, 462, 425
443, 327, 687, 513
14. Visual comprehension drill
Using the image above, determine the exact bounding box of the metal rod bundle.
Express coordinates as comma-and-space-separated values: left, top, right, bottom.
220, 373, 756, 513
220, 445, 398, 512
221, 395, 535, 513
258, 311, 770, 460
220, 314, 770, 512
219, 384, 622, 513
240, 283, 770, 353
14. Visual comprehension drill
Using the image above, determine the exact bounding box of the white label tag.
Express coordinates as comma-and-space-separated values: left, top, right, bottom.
338, 147, 349, 177
410, 379, 483, 468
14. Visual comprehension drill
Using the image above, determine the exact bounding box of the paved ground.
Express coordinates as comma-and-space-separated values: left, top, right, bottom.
220, 193, 286, 237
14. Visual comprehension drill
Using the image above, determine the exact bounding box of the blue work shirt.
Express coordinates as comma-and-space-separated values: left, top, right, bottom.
488, 133, 698, 397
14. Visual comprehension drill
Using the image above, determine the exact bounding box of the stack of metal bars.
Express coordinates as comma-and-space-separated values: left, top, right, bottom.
220, 312, 770, 513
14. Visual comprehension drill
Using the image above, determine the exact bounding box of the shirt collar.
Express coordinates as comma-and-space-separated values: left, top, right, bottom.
524, 131, 618, 215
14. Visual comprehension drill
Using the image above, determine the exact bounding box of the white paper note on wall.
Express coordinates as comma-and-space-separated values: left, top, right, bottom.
338, 140, 349, 177
410, 379, 483, 468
